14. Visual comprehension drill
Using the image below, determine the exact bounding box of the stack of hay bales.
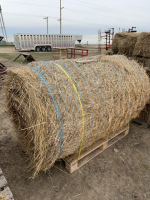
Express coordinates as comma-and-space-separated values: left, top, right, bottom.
112, 32, 150, 125
134, 33, 150, 124
112, 32, 150, 66
133, 32, 150, 58
112, 33, 138, 56
5, 55, 150, 176
135, 33, 150, 123
133, 32, 150, 71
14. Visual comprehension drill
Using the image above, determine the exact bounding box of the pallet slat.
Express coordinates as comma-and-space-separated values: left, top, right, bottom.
132, 119, 148, 128
64, 126, 129, 173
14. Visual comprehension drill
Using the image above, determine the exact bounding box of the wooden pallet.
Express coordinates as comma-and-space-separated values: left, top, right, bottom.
0, 168, 14, 200
64, 126, 129, 173
132, 119, 149, 128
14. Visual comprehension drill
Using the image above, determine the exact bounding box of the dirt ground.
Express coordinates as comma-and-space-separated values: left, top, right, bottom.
0, 46, 99, 69
0, 47, 150, 200
0, 45, 99, 53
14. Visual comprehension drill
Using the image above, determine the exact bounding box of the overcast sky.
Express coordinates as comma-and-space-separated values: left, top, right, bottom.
0, 0, 150, 43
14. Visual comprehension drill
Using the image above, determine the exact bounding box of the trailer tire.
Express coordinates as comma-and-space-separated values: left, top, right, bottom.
36, 46, 40, 52
47, 46, 51, 52
41, 47, 46, 52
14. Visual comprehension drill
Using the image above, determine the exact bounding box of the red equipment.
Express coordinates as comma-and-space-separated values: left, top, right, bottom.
98, 28, 114, 53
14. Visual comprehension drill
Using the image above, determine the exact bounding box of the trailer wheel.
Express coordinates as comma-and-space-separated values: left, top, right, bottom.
47, 46, 51, 52
41, 47, 46, 52
36, 46, 40, 52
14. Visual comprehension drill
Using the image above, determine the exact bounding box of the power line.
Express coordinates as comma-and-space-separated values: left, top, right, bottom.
64, 8, 150, 25
1, 0, 149, 20
1, 0, 150, 25
3, 11, 150, 28
3, 12, 102, 26
63, 0, 149, 19
0, 0, 59, 9
107, 0, 149, 10
4, 12, 58, 19
75, 0, 149, 11
0, 0, 148, 11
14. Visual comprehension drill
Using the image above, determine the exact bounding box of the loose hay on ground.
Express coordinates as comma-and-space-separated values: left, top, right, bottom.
4, 55, 150, 177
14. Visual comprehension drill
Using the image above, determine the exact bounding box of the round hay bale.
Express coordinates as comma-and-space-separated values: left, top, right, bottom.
112, 33, 123, 54
5, 55, 150, 176
112, 33, 138, 56
133, 32, 150, 58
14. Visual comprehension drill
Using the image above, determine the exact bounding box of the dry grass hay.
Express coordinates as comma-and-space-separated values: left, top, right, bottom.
112, 33, 138, 56
134, 57, 150, 69
102, 49, 114, 55
133, 32, 150, 58
112, 33, 123, 54
0, 63, 7, 90
0, 194, 5, 200
4, 55, 150, 177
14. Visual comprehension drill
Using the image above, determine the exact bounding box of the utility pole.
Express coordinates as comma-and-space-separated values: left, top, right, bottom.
0, 5, 7, 42
60, 0, 64, 34
60, 0, 61, 35
43, 17, 48, 35
59, 0, 64, 58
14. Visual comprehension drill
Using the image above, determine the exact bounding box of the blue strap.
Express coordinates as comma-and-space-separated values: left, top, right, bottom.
29, 66, 63, 157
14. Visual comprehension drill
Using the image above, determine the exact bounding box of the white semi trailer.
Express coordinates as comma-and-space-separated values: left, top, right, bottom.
14, 34, 82, 51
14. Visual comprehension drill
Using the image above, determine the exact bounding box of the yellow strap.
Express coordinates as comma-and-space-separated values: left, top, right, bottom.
56, 64, 85, 160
